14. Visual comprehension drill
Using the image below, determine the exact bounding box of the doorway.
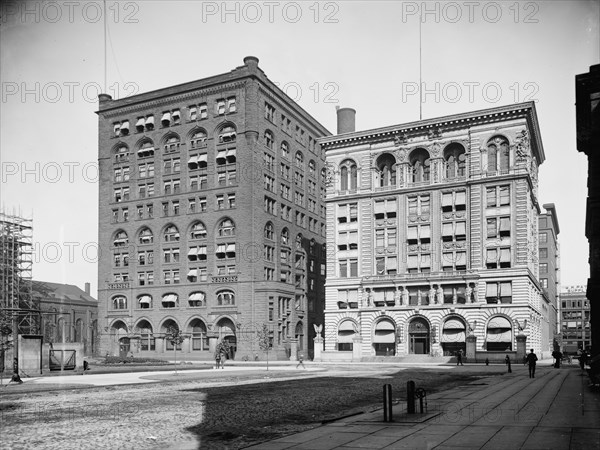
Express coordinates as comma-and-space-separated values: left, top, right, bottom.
119, 337, 130, 357
408, 318, 430, 354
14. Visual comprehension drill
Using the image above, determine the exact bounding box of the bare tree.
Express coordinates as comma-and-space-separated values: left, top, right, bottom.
165, 325, 184, 374
257, 324, 272, 371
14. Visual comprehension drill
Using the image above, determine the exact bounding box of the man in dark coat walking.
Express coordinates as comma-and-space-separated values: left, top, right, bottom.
526, 348, 538, 378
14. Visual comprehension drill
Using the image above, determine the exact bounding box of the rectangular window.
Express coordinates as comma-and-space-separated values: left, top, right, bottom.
540, 263, 548, 274
487, 185, 511, 207
539, 232, 548, 243
539, 248, 548, 259
486, 281, 512, 304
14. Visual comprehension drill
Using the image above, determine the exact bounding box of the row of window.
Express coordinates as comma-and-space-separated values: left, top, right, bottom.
264, 101, 320, 155
111, 290, 234, 310
112, 98, 237, 137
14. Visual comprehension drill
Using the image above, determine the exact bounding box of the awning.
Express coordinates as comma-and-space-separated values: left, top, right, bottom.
217, 244, 226, 253
488, 317, 512, 329
408, 227, 418, 240
375, 320, 395, 331
198, 246, 207, 255
162, 294, 178, 303
145, 116, 154, 126
442, 193, 453, 207
407, 254, 418, 268
138, 295, 151, 304
226, 243, 236, 253
486, 249, 498, 263
187, 269, 198, 277
188, 248, 198, 256
188, 156, 199, 165
444, 318, 466, 330
456, 252, 466, 265
387, 257, 397, 270
136, 118, 145, 127
500, 248, 511, 263
172, 110, 180, 120
189, 292, 205, 301
161, 112, 171, 122
420, 225, 431, 239
120, 121, 129, 131
113, 238, 126, 245
216, 150, 227, 161
421, 254, 431, 267
339, 321, 356, 332
500, 282, 512, 296
198, 154, 207, 163
455, 191, 466, 205
374, 201, 385, 214
455, 221, 466, 236
442, 330, 465, 342
487, 329, 512, 342
442, 223, 453, 236
338, 204, 348, 217
500, 217, 511, 232
226, 149, 236, 159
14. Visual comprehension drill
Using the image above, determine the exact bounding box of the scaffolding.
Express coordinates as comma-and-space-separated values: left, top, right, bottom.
0, 211, 39, 335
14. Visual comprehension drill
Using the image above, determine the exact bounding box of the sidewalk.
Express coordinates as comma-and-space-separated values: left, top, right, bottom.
249, 365, 600, 450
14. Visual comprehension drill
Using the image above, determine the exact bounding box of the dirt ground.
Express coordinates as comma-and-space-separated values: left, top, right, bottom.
0, 365, 504, 449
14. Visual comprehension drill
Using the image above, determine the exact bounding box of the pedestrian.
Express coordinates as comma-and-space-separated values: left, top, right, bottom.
505, 355, 512, 373
456, 349, 464, 366
219, 352, 226, 369
296, 354, 306, 369
526, 348, 538, 378
215, 352, 221, 369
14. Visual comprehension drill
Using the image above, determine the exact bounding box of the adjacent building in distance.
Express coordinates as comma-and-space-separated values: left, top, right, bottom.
320, 102, 553, 360
560, 285, 592, 354
538, 203, 560, 348
97, 57, 329, 360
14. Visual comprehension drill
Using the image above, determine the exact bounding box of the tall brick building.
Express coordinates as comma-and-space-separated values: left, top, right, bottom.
97, 57, 329, 360
320, 102, 553, 361
538, 203, 560, 349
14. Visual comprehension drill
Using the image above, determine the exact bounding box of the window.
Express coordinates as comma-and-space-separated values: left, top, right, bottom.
188, 292, 206, 308
264, 152, 275, 171
216, 243, 236, 259
410, 149, 431, 183
339, 259, 358, 277
163, 248, 180, 264
137, 295, 152, 310
540, 263, 548, 274
444, 143, 466, 178
486, 186, 510, 207
487, 136, 510, 173
264, 130, 274, 150
114, 166, 130, 183
486, 282, 512, 304
264, 245, 275, 262
406, 253, 431, 273
337, 231, 358, 251
281, 115, 292, 134
138, 182, 154, 198
162, 270, 180, 285
138, 227, 153, 245
541, 278, 548, 289
340, 159, 358, 191
281, 228, 289, 246
407, 225, 431, 245
163, 135, 180, 153
217, 290, 235, 306
218, 218, 235, 237
227, 97, 236, 113
280, 183, 291, 200
375, 256, 398, 275
280, 162, 290, 180
377, 153, 397, 186
295, 151, 304, 168
539, 248, 548, 259
264, 174, 275, 192
408, 195, 430, 217
486, 217, 511, 239
218, 125, 236, 143
216, 99, 226, 115
265, 102, 275, 122
114, 186, 130, 202
164, 225, 180, 242
486, 248, 511, 269
114, 145, 129, 163
112, 296, 127, 310
161, 293, 179, 308
163, 158, 181, 174
337, 203, 358, 223
539, 232, 548, 243
308, 160, 316, 177
264, 222, 275, 240
442, 221, 467, 243
138, 162, 154, 178
137, 250, 153, 265
190, 130, 207, 149
441, 191, 467, 213
374, 199, 397, 220
137, 271, 154, 286
264, 196, 276, 215
113, 230, 128, 247
442, 251, 467, 271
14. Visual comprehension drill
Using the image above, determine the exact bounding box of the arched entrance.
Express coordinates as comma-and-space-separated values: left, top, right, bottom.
441, 317, 466, 356
111, 320, 128, 356
486, 316, 513, 351
373, 319, 396, 356
216, 318, 237, 360
295, 321, 304, 351
409, 317, 430, 354
119, 337, 131, 357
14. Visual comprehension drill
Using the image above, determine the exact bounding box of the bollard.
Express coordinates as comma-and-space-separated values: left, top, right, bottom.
407, 380, 416, 414
415, 388, 427, 413
383, 384, 393, 422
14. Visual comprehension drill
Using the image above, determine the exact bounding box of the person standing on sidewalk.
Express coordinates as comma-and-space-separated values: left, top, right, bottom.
526, 348, 538, 378
505, 355, 512, 373
296, 354, 306, 369
456, 349, 464, 366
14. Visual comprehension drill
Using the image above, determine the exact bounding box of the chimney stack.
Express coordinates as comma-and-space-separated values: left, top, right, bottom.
85, 282, 90, 295
336, 107, 356, 134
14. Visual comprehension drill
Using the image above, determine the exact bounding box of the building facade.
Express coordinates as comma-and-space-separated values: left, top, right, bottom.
538, 203, 560, 349
33, 281, 98, 355
97, 57, 329, 360
320, 102, 551, 360
560, 285, 592, 353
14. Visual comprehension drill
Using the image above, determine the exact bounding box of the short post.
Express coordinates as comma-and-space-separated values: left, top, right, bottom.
407, 380, 416, 414
383, 384, 393, 422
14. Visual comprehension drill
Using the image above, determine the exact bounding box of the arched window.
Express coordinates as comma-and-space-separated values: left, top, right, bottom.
295, 151, 304, 167
112, 295, 127, 310
190, 222, 207, 240
74, 319, 83, 343
444, 143, 466, 179
137, 140, 155, 158
137, 294, 152, 309
377, 153, 397, 187
218, 218, 235, 237
161, 293, 179, 308
136, 320, 155, 351
340, 159, 358, 191
264, 222, 274, 240
487, 136, 509, 173
264, 130, 274, 150
164, 225, 180, 242
281, 228, 289, 246
138, 227, 153, 245
188, 291, 206, 307
163, 135, 180, 153
190, 130, 207, 149
113, 230, 128, 247
321, 168, 327, 184
217, 290, 235, 306
57, 317, 65, 343
218, 125, 236, 143
296, 233, 303, 250
308, 160, 316, 176
486, 316, 513, 351
281, 141, 289, 158
114, 144, 129, 163
161, 319, 181, 350
410, 149, 431, 183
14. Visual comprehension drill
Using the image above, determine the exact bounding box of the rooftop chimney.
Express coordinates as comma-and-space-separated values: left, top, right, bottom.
336, 107, 356, 134
85, 282, 90, 295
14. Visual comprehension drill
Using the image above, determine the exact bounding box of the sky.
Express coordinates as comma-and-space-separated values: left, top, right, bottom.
1, 0, 599, 298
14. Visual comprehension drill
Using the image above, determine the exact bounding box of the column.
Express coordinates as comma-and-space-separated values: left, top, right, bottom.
289, 338, 298, 361
313, 336, 323, 361
352, 337, 362, 361
516, 334, 527, 361
466, 335, 477, 359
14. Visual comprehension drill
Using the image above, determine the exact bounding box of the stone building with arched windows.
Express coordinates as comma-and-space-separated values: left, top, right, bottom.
97, 57, 329, 360
319, 102, 555, 362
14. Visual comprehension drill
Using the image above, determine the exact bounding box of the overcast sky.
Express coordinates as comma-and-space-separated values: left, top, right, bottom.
1, 0, 599, 298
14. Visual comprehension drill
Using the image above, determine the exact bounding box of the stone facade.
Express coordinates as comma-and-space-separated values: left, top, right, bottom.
320, 102, 551, 360
97, 57, 329, 360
